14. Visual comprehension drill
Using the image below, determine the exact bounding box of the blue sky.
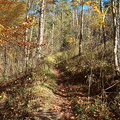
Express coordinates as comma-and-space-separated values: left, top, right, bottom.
29, 0, 109, 15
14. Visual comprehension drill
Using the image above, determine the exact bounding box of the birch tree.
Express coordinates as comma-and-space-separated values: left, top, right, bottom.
37, 0, 45, 59
112, 0, 120, 73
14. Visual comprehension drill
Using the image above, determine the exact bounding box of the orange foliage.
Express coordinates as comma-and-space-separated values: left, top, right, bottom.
0, 0, 38, 50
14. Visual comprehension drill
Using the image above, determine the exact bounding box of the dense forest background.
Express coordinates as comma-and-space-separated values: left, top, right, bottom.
0, 0, 120, 119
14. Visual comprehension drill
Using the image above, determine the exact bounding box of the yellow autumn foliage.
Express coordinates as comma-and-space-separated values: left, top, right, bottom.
84, 1, 98, 6
93, 6, 102, 14
0, 0, 26, 27
0, 24, 5, 32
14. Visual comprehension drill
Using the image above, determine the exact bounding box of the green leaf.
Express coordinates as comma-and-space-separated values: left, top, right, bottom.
97, 100, 102, 105
5, 76, 9, 80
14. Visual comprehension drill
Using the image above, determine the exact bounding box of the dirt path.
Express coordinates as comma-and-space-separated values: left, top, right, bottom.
1, 61, 119, 120
44, 64, 87, 120
31, 65, 77, 120
0, 63, 87, 120
44, 66, 75, 120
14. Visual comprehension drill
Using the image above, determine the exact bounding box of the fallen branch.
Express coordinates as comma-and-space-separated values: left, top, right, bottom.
105, 81, 120, 91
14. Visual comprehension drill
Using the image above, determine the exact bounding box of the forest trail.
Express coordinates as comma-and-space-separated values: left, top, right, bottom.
31, 63, 88, 120
24, 64, 77, 120
1, 56, 119, 120
0, 57, 119, 120
0, 58, 88, 120
0, 65, 75, 120
42, 63, 89, 120
50, 66, 75, 120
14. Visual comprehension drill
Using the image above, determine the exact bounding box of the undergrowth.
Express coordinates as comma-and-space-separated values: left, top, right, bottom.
0, 48, 77, 119
56, 41, 120, 120
0, 41, 119, 119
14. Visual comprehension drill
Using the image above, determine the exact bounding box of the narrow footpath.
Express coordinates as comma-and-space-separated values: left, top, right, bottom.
45, 63, 88, 120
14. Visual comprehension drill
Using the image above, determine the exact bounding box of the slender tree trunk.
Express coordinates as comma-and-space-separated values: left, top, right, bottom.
37, 0, 45, 59
31, 1, 39, 68
100, 0, 106, 48
72, 9, 75, 27
51, 5, 55, 54
61, 5, 63, 41
117, 0, 120, 71
76, 9, 79, 27
25, 0, 30, 42
25, 0, 31, 73
112, 0, 120, 73
79, 0, 84, 55
3, 45, 7, 80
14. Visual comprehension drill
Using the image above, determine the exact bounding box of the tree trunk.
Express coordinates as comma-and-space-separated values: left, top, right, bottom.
25, 0, 30, 42
76, 9, 79, 27
25, 0, 31, 73
51, 5, 55, 54
100, 0, 106, 48
37, 0, 45, 59
112, 0, 120, 73
72, 9, 75, 27
79, 0, 84, 55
